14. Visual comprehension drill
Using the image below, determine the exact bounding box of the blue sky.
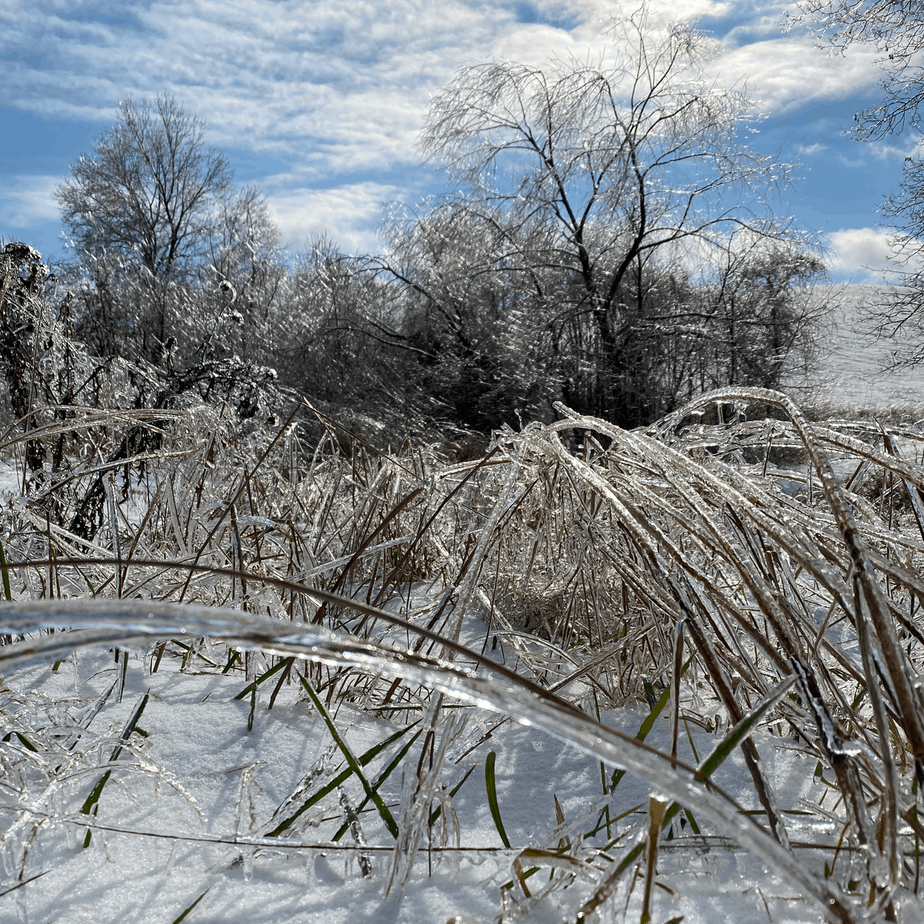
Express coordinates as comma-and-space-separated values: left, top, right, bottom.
0, 0, 907, 282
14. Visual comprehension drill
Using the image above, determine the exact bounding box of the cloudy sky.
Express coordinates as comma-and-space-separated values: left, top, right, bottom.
0, 0, 907, 282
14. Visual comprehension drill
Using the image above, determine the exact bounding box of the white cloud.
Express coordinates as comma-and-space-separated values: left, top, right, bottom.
868, 138, 922, 162
794, 142, 827, 156
824, 227, 895, 283
265, 180, 408, 255
712, 34, 880, 114
0, 0, 894, 255
0, 1, 524, 180
0, 175, 62, 228
0, 0, 710, 253
0, 1, 823, 156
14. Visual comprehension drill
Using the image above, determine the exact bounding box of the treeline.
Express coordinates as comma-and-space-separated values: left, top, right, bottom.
27, 17, 829, 440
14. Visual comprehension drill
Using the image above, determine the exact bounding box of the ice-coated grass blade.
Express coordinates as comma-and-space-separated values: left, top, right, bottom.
0, 870, 48, 898
428, 764, 476, 828
511, 847, 598, 899
641, 794, 669, 924
266, 722, 417, 838
333, 726, 423, 842
0, 538, 12, 602
0, 598, 856, 923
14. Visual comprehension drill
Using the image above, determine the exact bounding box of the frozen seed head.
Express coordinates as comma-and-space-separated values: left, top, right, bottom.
218, 279, 237, 304
3, 242, 42, 264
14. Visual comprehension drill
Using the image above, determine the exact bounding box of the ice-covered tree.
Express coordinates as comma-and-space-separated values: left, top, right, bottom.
56, 95, 283, 364
793, 2, 924, 363
404, 13, 821, 425
57, 94, 231, 286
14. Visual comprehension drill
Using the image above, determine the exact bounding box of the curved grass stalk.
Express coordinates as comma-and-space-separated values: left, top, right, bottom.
556, 389, 924, 888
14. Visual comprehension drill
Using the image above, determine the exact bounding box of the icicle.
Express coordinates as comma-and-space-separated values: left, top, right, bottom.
338, 786, 371, 878
240, 847, 254, 882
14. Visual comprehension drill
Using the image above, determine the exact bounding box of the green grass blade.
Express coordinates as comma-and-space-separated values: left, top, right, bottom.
266, 721, 417, 838
485, 750, 512, 849
694, 676, 795, 781
80, 691, 149, 846
608, 683, 671, 793
233, 656, 290, 699
1, 731, 38, 752
333, 727, 423, 841
171, 887, 211, 924
296, 675, 399, 838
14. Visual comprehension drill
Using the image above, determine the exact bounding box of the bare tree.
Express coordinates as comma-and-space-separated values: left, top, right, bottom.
57, 94, 232, 282
207, 186, 282, 298
376, 200, 557, 429
792, 2, 924, 365
184, 185, 287, 363
790, 1, 924, 138
56, 94, 233, 359
414, 13, 815, 425
702, 233, 829, 389
865, 161, 924, 365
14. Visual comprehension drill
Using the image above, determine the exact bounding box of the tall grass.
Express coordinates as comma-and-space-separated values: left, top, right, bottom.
3, 378, 924, 922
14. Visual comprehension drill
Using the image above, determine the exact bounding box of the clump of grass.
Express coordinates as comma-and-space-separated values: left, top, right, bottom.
3, 377, 924, 922
801, 393, 924, 426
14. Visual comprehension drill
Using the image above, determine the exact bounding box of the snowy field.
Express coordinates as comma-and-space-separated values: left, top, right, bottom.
3, 301, 924, 924
786, 285, 924, 412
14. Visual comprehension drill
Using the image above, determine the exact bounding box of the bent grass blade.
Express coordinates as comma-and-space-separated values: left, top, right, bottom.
485, 750, 511, 850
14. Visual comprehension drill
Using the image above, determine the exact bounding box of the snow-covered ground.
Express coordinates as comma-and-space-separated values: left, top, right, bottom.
786, 285, 924, 410
0, 647, 846, 924
0, 459, 21, 502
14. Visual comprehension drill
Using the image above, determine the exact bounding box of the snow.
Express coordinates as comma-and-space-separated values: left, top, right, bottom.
0, 458, 21, 502
0, 642, 876, 924
786, 286, 924, 411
